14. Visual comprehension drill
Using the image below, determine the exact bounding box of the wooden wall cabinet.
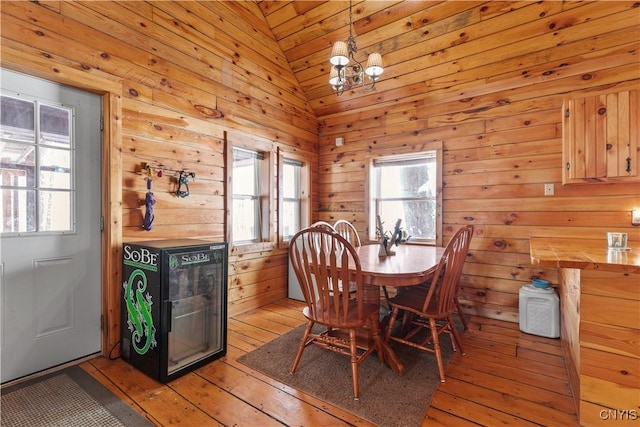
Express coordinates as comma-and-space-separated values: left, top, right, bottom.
562, 90, 639, 184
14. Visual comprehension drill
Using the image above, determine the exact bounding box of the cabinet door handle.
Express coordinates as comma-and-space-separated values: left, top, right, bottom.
626, 157, 632, 173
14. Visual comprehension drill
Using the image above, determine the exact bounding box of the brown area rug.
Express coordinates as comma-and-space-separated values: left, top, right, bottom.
238, 321, 458, 427
1, 365, 152, 427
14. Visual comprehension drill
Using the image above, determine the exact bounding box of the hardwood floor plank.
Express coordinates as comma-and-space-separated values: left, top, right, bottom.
466, 345, 569, 380
196, 358, 364, 426
89, 357, 217, 426
480, 322, 562, 347
233, 307, 302, 333
260, 300, 307, 321
445, 363, 577, 415
227, 331, 266, 353
224, 346, 376, 426
460, 332, 517, 355
428, 390, 541, 427
437, 377, 579, 427
79, 299, 578, 426
422, 407, 482, 426
516, 346, 566, 368
457, 353, 572, 395
227, 317, 280, 343
170, 371, 284, 426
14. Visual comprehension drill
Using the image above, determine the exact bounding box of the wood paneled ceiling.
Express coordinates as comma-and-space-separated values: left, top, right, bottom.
257, 1, 636, 122
257, 0, 518, 120
258, 0, 430, 119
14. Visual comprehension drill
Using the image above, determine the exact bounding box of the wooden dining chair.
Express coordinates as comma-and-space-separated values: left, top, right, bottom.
393, 225, 474, 331
383, 225, 473, 382
289, 226, 384, 399
310, 220, 336, 231
333, 220, 361, 297
333, 219, 361, 247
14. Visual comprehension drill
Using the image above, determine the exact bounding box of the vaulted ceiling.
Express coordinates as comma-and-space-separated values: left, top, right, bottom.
257, 1, 521, 120
257, 1, 634, 125
258, 0, 432, 119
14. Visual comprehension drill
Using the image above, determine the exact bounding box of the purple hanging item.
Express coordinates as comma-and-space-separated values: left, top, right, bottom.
142, 178, 155, 231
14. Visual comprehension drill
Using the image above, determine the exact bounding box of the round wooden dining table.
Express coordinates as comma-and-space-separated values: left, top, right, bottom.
349, 243, 445, 375
353, 243, 445, 287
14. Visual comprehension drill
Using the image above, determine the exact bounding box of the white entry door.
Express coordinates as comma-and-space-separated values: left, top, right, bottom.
0, 69, 102, 383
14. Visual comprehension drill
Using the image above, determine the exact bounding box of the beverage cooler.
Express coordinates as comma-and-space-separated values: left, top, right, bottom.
121, 239, 228, 383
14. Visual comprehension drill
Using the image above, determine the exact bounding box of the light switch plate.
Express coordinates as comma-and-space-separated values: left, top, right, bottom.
632, 209, 640, 226
544, 183, 554, 196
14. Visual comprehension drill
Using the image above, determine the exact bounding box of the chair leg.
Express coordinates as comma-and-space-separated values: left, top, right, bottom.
455, 298, 468, 331
368, 312, 384, 363
291, 321, 313, 373
384, 307, 400, 342
382, 286, 392, 310
448, 315, 465, 355
429, 317, 446, 382
349, 328, 360, 400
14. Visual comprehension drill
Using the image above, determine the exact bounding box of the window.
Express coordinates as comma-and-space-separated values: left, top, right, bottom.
278, 148, 310, 247
368, 145, 442, 245
226, 135, 274, 253
232, 147, 263, 243
1, 94, 74, 235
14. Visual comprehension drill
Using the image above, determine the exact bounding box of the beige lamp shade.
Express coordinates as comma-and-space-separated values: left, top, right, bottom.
330, 41, 350, 66
329, 67, 343, 86
365, 52, 384, 77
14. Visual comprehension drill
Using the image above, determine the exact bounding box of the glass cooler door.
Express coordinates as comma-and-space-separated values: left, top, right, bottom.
165, 245, 226, 377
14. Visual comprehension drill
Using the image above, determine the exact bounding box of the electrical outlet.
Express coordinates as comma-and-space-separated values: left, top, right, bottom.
544, 183, 554, 196
632, 209, 640, 226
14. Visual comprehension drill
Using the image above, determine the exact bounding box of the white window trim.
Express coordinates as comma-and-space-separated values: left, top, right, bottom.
366, 141, 443, 246
225, 132, 275, 255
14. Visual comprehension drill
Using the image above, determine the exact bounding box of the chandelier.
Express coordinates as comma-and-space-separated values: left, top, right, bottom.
328, 0, 384, 96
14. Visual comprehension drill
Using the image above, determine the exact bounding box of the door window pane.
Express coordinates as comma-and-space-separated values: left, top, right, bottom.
1, 142, 36, 187
39, 147, 71, 189
1, 189, 36, 233
1, 94, 74, 235
39, 191, 71, 231
40, 104, 70, 148
1, 96, 35, 142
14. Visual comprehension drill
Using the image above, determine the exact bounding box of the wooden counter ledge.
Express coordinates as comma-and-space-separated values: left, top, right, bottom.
528, 227, 639, 427
530, 236, 640, 274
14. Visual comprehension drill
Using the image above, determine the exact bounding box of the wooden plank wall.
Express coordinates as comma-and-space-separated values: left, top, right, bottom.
316, 2, 640, 323
0, 1, 318, 353
1, 1, 639, 353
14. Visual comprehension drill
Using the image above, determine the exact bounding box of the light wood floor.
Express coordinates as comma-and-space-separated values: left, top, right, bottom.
81, 298, 578, 426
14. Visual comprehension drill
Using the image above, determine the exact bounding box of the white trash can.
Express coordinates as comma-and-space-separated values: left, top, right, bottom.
519, 284, 560, 338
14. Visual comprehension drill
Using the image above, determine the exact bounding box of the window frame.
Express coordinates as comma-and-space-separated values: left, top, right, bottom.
277, 147, 311, 249
366, 141, 443, 246
225, 134, 275, 255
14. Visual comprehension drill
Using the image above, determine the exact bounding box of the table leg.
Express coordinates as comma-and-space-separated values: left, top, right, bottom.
364, 285, 405, 376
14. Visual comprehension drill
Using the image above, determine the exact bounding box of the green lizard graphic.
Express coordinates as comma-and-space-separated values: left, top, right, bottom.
124, 269, 157, 355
